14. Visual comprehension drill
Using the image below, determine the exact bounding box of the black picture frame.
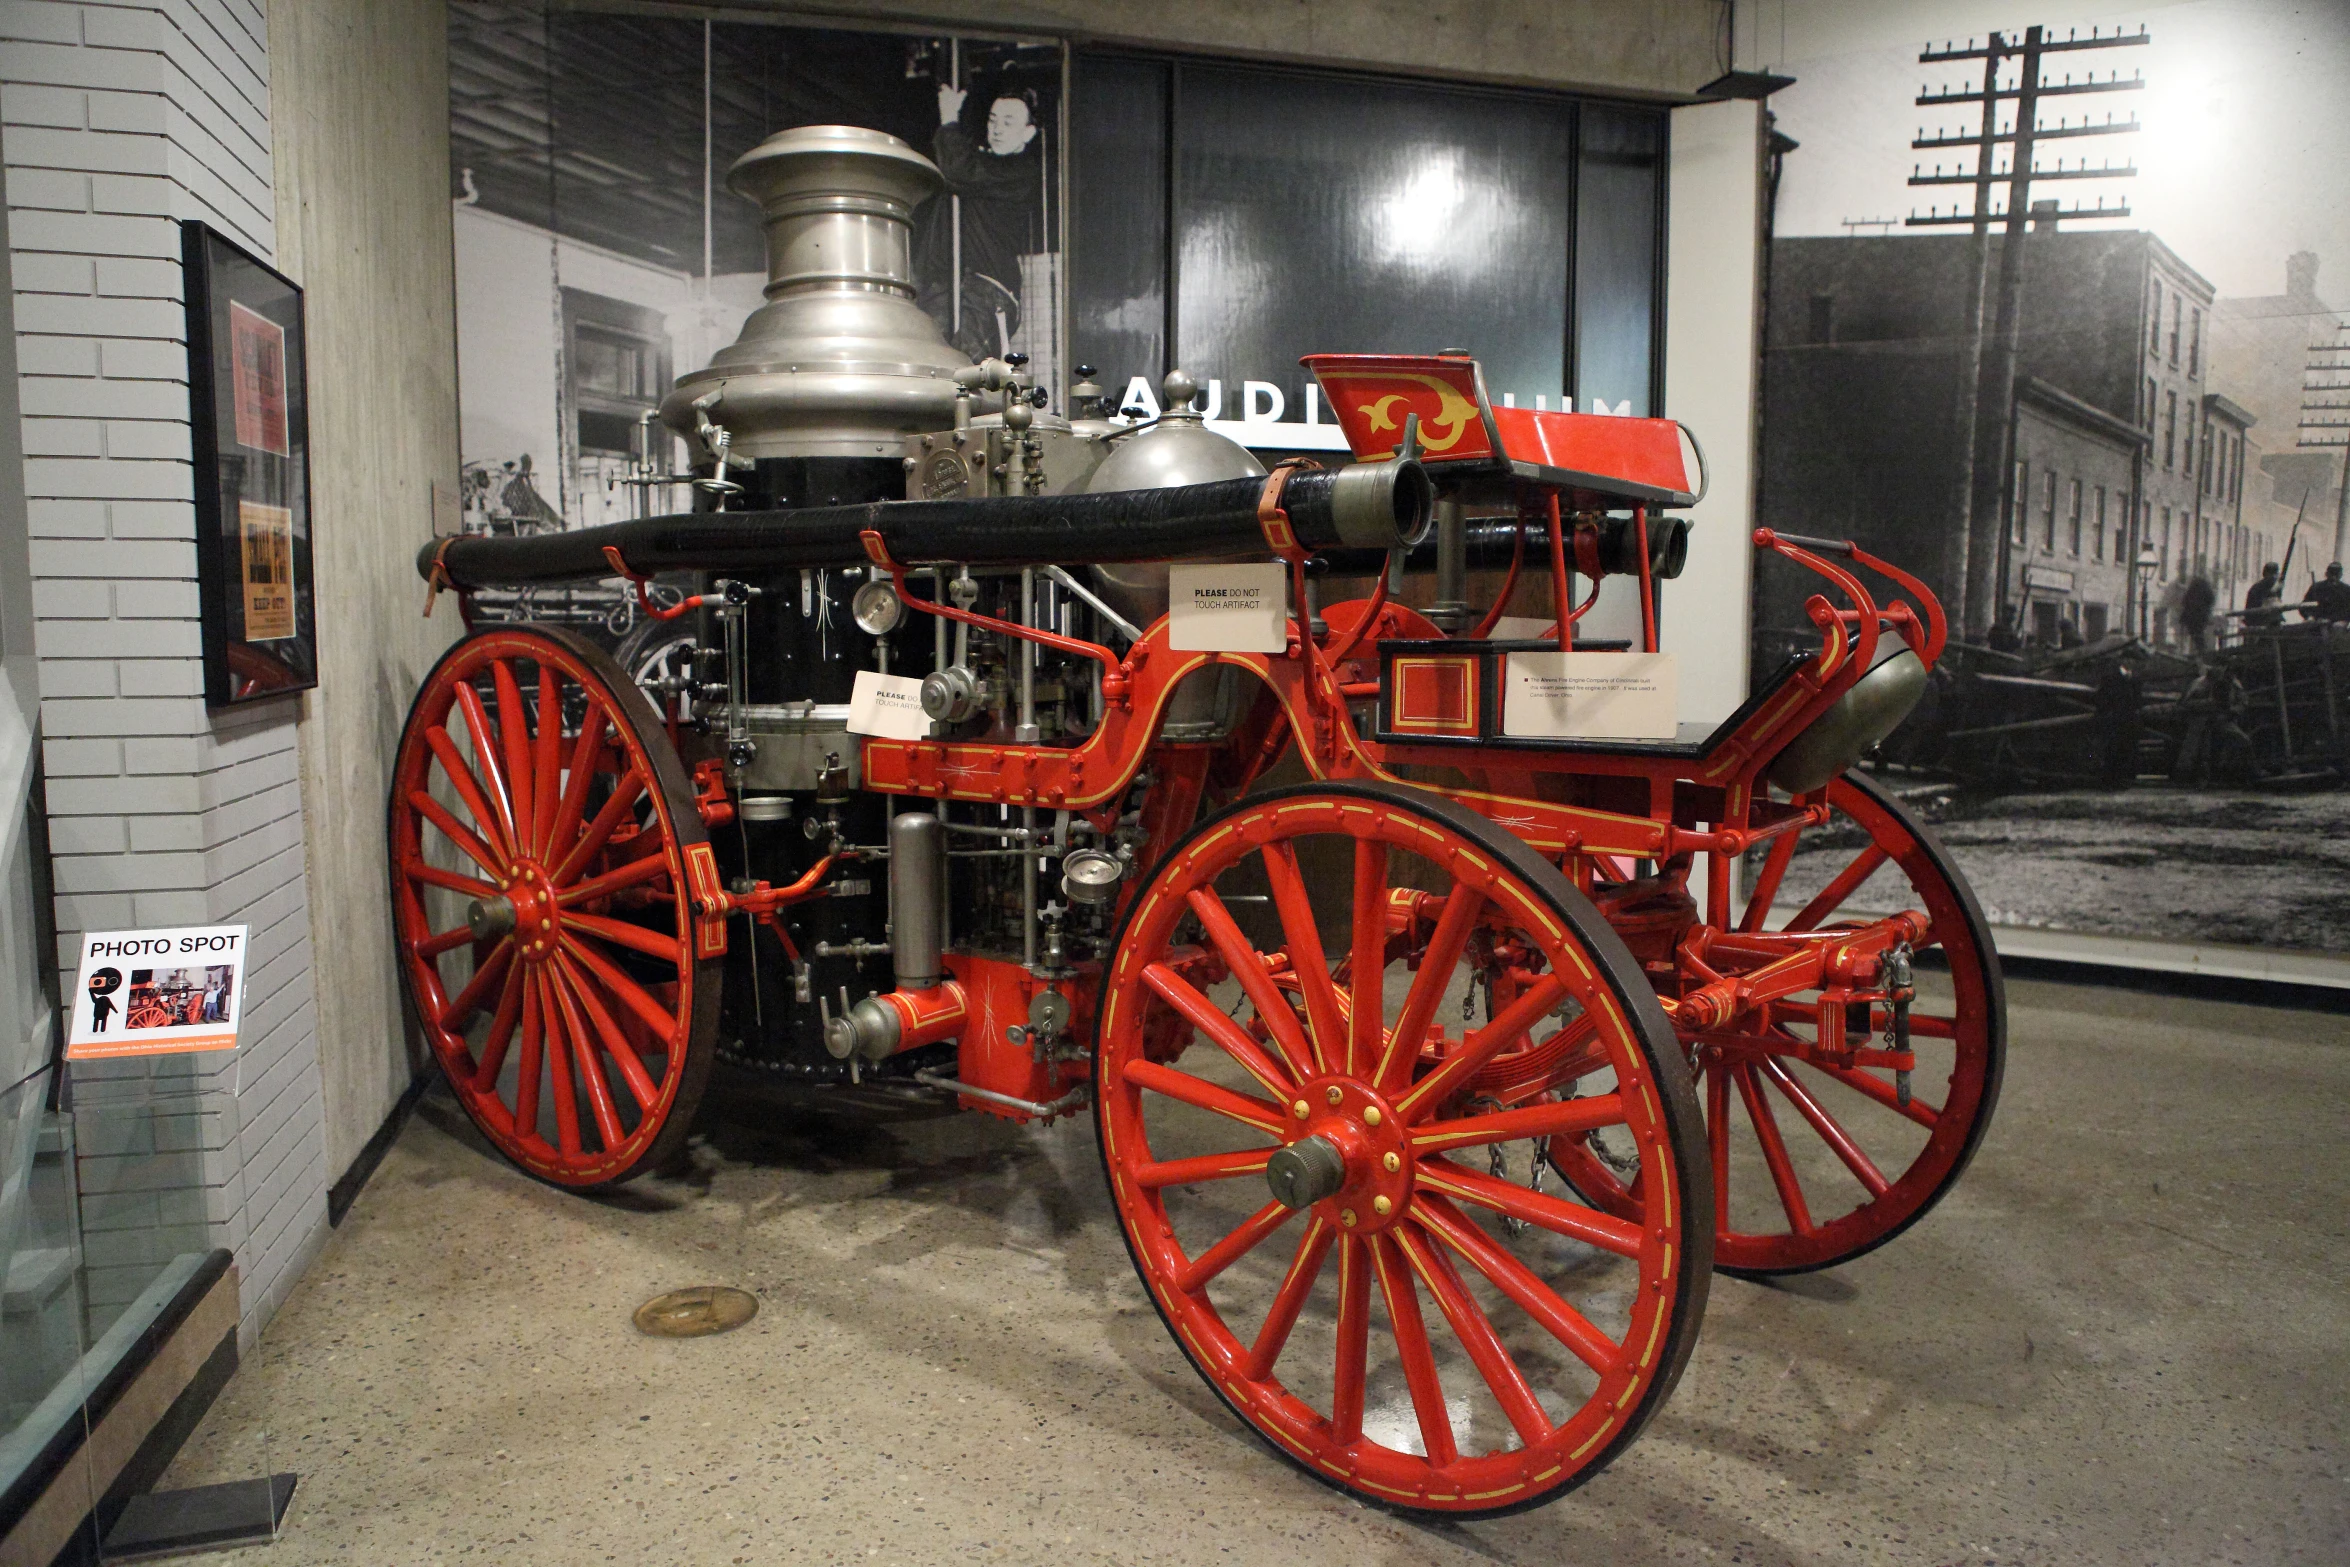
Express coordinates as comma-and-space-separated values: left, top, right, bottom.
183, 220, 316, 706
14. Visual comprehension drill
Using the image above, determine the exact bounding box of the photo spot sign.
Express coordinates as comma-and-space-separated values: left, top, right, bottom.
66, 925, 250, 1060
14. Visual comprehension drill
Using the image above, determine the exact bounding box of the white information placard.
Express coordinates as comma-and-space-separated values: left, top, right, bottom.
66, 925, 249, 1060
1168, 563, 1288, 653
846, 669, 932, 740
1502, 651, 1679, 741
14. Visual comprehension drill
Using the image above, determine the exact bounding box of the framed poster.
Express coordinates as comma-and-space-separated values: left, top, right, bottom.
183, 220, 317, 705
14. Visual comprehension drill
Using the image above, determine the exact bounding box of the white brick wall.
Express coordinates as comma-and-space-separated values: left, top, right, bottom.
3, 0, 327, 1345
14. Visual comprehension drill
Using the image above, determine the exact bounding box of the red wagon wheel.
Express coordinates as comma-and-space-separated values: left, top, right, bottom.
1559, 771, 2004, 1276
1095, 781, 1709, 1517
390, 626, 718, 1188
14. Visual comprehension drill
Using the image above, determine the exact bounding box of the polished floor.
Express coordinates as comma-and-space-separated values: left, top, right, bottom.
168, 976, 2349, 1565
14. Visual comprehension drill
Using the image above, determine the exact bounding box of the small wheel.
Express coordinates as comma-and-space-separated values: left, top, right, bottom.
1095, 781, 1710, 1518
1569, 771, 2002, 1276
612, 613, 699, 720
390, 626, 719, 1188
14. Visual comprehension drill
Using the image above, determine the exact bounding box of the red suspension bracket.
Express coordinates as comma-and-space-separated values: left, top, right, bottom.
421, 535, 463, 619
599, 546, 713, 622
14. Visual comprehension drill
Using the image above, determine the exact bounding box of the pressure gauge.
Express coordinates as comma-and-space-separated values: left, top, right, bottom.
1060, 848, 1125, 905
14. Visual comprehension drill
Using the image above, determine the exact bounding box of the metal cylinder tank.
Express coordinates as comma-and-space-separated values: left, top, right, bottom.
659, 125, 970, 461
1084, 370, 1266, 628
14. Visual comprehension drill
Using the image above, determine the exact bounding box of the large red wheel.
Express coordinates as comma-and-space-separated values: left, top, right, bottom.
1563, 772, 2003, 1275
390, 626, 718, 1188
1095, 782, 1709, 1517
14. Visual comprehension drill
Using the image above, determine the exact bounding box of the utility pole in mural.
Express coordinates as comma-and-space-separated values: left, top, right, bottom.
1907, 24, 2147, 637
2305, 320, 2350, 567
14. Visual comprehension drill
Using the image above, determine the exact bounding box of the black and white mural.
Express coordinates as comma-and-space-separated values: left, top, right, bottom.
444, 2, 1061, 650
1752, 0, 2350, 955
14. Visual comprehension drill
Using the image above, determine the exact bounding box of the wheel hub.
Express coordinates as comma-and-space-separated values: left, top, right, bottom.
1265, 1135, 1345, 1208
1272, 1076, 1412, 1234
486, 863, 561, 961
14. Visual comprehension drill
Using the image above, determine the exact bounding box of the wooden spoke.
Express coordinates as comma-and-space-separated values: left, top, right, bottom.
1413, 1156, 1646, 1259
1140, 962, 1296, 1101
415, 924, 479, 960
1706, 1060, 1732, 1225
1413, 1193, 1621, 1375
1261, 841, 1347, 1073
409, 790, 505, 878
531, 662, 563, 859
1759, 1057, 1891, 1198
559, 932, 681, 1045
545, 963, 626, 1150
490, 659, 537, 855
1376, 882, 1484, 1091
1371, 1234, 1458, 1466
1329, 1238, 1371, 1446
1396, 970, 1572, 1122
451, 681, 519, 851
1812, 1056, 1942, 1129
563, 911, 685, 967
535, 971, 582, 1158
1185, 887, 1315, 1083
1241, 1216, 1334, 1382
542, 714, 610, 866
1406, 1092, 1626, 1156
555, 853, 673, 907
472, 966, 525, 1095
552, 950, 661, 1109
1786, 844, 1889, 931
1734, 1063, 1815, 1235
1346, 836, 1388, 1077
512, 969, 543, 1137
422, 727, 514, 861
439, 940, 514, 1029
550, 767, 648, 887
407, 862, 496, 899
1739, 826, 1801, 933
1394, 1223, 1553, 1447
1175, 1200, 1294, 1293
1119, 1057, 1288, 1137
1134, 1147, 1276, 1190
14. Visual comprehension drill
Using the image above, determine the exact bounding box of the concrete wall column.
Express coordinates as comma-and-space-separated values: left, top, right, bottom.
1662, 97, 1765, 728
264, 0, 460, 1184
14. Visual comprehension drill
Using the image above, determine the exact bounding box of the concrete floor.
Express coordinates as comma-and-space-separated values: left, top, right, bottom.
167, 976, 2349, 1565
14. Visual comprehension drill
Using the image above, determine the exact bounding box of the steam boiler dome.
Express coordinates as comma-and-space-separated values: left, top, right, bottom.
1086, 369, 1265, 495
660, 124, 970, 462
1086, 370, 1266, 627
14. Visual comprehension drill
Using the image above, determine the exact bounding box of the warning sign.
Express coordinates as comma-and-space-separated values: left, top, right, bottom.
66, 925, 249, 1060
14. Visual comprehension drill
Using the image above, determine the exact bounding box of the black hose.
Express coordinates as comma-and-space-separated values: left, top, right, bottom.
1318, 514, 1691, 581
421, 464, 1432, 589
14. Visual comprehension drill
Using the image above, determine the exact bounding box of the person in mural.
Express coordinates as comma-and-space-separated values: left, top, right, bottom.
917, 81, 1045, 363
2245, 562, 2286, 629
1987, 607, 2024, 654
2301, 562, 2350, 623
200, 967, 233, 1023
85, 966, 121, 1034
2094, 661, 2143, 787
2180, 576, 2217, 654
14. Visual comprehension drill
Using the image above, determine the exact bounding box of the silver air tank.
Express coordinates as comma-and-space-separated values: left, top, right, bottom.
1087, 371, 1268, 740
1084, 370, 1266, 628
660, 125, 969, 460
